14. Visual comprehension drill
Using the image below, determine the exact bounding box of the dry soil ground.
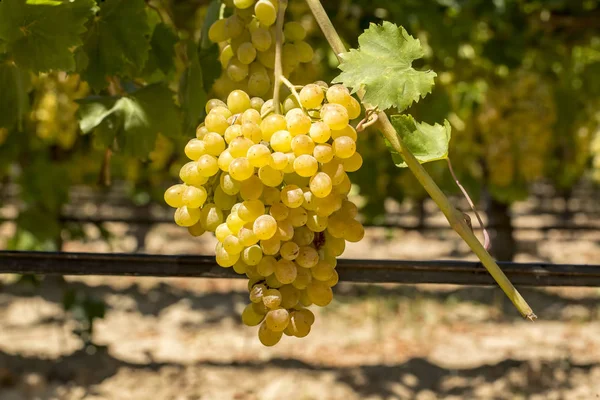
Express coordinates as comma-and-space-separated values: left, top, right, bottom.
0, 194, 599, 400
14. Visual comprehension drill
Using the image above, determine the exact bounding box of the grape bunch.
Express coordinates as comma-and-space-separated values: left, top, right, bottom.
30, 72, 89, 149
164, 82, 364, 346
209, 0, 314, 99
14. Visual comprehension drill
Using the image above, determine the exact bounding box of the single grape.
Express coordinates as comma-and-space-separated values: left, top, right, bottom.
227, 89, 251, 114
275, 259, 297, 284
265, 308, 290, 332
293, 154, 318, 177
250, 97, 264, 111
313, 144, 334, 164
269, 202, 290, 221
295, 41, 314, 63
258, 321, 283, 346
253, 214, 278, 240
260, 114, 287, 141
251, 27, 272, 51
309, 172, 333, 198
311, 260, 334, 281
239, 175, 264, 200
345, 219, 365, 242
262, 288, 282, 309
249, 283, 267, 303
306, 281, 333, 306
276, 219, 294, 241
309, 121, 331, 144
174, 206, 201, 227
291, 134, 315, 156
182, 185, 208, 208
220, 173, 241, 195
342, 151, 363, 172
224, 124, 243, 144
203, 132, 226, 156
184, 138, 206, 160
224, 15, 244, 38
284, 21, 306, 41
322, 103, 350, 130
229, 157, 254, 181
229, 137, 254, 158
260, 236, 281, 255
257, 255, 277, 277
286, 109, 311, 136
227, 57, 249, 82
248, 70, 271, 97
200, 204, 223, 231
292, 267, 313, 289
226, 212, 246, 234
280, 184, 304, 208
280, 241, 300, 260
208, 18, 228, 43
215, 223, 233, 242
256, 165, 282, 187
164, 184, 186, 208
347, 96, 362, 119
295, 246, 319, 268
261, 186, 280, 205
270, 130, 293, 152
288, 207, 307, 227
242, 244, 263, 265
331, 125, 357, 141
333, 136, 357, 158
326, 84, 352, 108
241, 303, 265, 326
306, 212, 328, 232
219, 44, 234, 68
238, 224, 259, 246
299, 84, 324, 109
255, 0, 277, 26
187, 220, 206, 237
216, 242, 240, 267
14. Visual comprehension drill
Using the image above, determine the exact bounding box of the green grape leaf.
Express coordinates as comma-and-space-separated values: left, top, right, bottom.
0, 62, 29, 129
145, 22, 178, 76
386, 114, 451, 168
179, 40, 207, 135
332, 22, 436, 111
0, 0, 94, 72
78, 83, 181, 156
78, 0, 151, 91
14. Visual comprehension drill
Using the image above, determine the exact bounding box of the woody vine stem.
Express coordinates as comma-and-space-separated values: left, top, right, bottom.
303, 0, 536, 320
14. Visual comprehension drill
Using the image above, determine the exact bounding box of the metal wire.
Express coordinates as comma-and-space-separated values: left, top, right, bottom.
1, 251, 599, 287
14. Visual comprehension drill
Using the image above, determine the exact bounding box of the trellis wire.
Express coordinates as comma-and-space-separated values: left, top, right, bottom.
1, 251, 599, 287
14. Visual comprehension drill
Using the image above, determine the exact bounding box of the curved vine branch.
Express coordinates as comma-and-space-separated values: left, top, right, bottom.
304, 0, 535, 320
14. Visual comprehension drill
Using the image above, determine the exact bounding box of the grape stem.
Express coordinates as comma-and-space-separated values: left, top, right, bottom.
280, 75, 305, 111
446, 157, 491, 251
304, 0, 536, 320
272, 0, 288, 114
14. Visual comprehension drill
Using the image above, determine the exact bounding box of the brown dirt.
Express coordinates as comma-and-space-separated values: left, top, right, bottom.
0, 196, 600, 399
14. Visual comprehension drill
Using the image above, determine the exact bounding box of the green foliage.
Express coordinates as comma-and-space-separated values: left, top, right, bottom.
78, 83, 181, 156
387, 115, 451, 168
180, 40, 209, 135
0, 0, 95, 72
333, 22, 436, 111
77, 0, 151, 91
0, 62, 29, 129
144, 23, 179, 77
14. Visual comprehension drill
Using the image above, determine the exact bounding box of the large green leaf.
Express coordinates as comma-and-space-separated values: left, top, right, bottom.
0, 0, 94, 72
386, 114, 451, 168
78, 0, 151, 91
0, 62, 29, 129
333, 22, 436, 111
78, 84, 181, 156
179, 40, 207, 135
144, 22, 178, 76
